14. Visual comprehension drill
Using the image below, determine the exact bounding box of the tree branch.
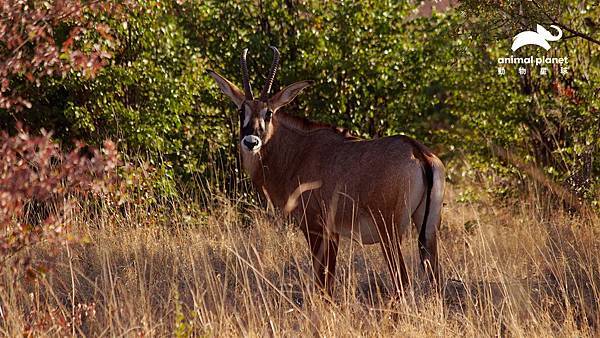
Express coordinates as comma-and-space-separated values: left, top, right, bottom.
531, 0, 600, 46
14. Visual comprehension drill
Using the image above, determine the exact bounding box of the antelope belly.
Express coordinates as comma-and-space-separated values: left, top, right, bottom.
336, 216, 381, 245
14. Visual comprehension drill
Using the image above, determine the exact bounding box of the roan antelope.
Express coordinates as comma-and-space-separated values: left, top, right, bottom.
207, 47, 445, 297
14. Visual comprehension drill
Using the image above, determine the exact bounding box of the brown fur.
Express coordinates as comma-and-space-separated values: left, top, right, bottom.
246, 112, 445, 295
207, 68, 445, 297
274, 113, 357, 139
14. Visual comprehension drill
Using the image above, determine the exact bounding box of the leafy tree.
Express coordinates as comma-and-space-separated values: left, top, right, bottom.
456, 0, 600, 203
1, 0, 597, 205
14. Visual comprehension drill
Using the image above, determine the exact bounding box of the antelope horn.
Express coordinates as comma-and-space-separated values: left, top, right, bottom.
260, 46, 280, 101
240, 48, 253, 100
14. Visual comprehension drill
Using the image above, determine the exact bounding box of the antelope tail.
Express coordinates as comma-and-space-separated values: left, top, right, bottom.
418, 154, 444, 258
418, 159, 434, 251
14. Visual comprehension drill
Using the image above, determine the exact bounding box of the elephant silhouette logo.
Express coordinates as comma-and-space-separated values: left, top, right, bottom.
511, 24, 563, 51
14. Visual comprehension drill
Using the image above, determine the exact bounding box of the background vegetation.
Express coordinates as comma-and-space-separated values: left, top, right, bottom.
2, 0, 598, 201
1, 0, 599, 336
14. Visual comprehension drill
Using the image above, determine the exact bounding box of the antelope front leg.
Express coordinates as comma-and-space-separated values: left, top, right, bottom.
303, 228, 340, 297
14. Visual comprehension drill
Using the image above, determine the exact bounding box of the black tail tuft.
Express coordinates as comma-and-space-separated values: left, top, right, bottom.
418, 157, 434, 252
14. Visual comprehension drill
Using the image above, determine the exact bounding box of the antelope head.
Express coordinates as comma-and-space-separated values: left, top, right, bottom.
207, 46, 313, 154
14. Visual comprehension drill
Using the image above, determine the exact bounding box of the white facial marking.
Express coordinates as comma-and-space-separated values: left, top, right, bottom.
243, 105, 251, 127
241, 135, 262, 153
259, 108, 268, 129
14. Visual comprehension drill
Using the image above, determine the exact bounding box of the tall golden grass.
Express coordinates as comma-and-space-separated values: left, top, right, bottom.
1, 178, 599, 337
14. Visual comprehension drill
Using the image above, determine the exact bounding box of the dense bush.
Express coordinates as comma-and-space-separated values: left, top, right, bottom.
1, 0, 598, 204
0, 127, 119, 278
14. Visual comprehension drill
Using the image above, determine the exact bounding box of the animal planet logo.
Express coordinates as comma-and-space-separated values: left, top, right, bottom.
511, 24, 563, 51
497, 24, 569, 76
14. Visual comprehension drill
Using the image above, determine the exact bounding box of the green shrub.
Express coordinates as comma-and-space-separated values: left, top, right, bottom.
1, 0, 598, 204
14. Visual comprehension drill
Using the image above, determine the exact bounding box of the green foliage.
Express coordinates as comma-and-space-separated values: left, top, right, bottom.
454, 0, 600, 201
1, 0, 598, 204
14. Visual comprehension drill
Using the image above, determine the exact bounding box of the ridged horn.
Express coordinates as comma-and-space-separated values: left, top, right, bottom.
260, 46, 280, 101
240, 48, 253, 100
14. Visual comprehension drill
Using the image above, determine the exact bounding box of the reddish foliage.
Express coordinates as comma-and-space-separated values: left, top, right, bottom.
0, 0, 123, 111
0, 125, 119, 277
24, 302, 97, 335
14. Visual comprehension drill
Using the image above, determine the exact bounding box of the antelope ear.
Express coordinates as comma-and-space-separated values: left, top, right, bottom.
268, 80, 314, 112
207, 70, 245, 108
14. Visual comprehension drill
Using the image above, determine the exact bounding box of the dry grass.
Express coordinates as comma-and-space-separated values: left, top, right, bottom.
1, 182, 599, 337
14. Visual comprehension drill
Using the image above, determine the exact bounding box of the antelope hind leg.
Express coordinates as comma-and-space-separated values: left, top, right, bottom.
413, 199, 442, 289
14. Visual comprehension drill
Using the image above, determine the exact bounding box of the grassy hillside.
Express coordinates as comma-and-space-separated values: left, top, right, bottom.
2, 181, 598, 336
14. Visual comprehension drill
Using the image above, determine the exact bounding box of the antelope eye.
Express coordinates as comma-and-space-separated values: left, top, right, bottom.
265, 110, 273, 121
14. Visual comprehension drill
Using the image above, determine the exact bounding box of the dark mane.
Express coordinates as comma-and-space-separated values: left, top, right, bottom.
276, 112, 358, 139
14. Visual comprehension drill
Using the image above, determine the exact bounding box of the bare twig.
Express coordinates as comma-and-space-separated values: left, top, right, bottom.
531, 0, 600, 46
